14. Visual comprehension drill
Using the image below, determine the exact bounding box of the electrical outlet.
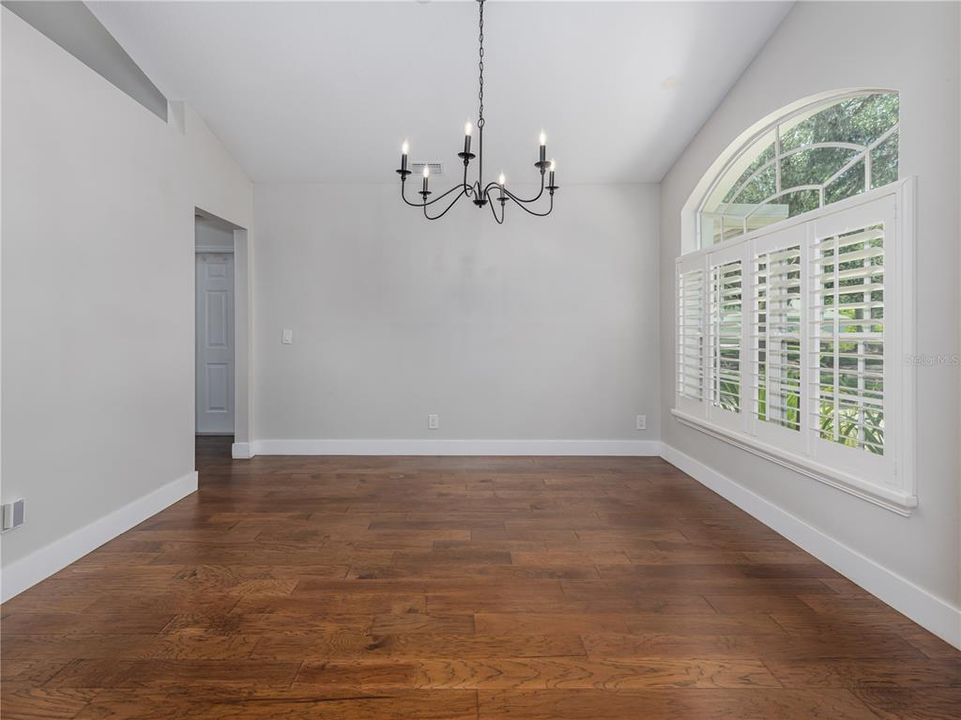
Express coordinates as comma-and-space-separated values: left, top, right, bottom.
427, 414, 439, 430
281, 329, 294, 345
635, 414, 647, 431
1, 499, 24, 532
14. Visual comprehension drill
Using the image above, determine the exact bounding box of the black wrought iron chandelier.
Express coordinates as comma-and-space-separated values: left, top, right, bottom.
395, 0, 558, 223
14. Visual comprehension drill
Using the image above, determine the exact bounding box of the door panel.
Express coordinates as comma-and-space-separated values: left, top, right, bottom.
196, 253, 234, 434
205, 363, 230, 412
205, 290, 229, 347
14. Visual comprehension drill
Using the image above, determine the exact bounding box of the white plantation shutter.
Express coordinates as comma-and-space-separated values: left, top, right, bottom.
811, 223, 886, 455
753, 243, 802, 432
675, 185, 913, 511
709, 258, 743, 414
677, 267, 705, 402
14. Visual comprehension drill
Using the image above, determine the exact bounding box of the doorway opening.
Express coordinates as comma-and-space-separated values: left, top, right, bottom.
194, 209, 249, 459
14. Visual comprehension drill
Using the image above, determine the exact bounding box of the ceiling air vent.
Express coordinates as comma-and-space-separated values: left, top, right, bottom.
410, 162, 444, 176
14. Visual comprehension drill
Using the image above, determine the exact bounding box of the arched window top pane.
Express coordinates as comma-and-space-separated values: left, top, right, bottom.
779, 93, 899, 152
699, 92, 899, 248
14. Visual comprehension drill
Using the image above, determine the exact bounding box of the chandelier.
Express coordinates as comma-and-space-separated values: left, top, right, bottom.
395, 0, 558, 223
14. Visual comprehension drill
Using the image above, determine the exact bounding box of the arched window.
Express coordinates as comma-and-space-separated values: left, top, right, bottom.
698, 92, 899, 248
675, 90, 916, 514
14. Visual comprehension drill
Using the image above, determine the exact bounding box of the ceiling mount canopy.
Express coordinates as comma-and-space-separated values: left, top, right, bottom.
395, 0, 558, 223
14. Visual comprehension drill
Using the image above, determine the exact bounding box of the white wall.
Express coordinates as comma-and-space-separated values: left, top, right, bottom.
659, 1, 960, 621
195, 219, 235, 248
0, 9, 253, 596
253, 183, 659, 448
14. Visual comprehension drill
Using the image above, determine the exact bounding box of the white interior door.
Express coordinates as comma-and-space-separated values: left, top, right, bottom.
196, 252, 234, 434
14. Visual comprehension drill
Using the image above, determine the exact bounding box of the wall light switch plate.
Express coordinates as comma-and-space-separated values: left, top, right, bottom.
427, 414, 439, 430
281, 329, 294, 345
636, 414, 647, 431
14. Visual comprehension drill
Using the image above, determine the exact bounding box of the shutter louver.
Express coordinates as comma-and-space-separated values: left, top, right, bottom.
710, 260, 742, 412
753, 244, 802, 430
678, 269, 705, 401
811, 224, 885, 455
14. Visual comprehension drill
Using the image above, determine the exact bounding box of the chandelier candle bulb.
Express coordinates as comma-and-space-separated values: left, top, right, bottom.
401, 140, 409, 173
422, 164, 430, 193
549, 160, 556, 188
539, 131, 547, 163
464, 121, 472, 155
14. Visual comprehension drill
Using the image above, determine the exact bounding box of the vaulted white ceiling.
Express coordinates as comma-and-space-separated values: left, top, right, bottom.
90, 1, 792, 185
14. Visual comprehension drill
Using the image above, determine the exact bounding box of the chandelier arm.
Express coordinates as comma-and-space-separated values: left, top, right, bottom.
400, 181, 425, 208
424, 188, 469, 220
479, 177, 552, 216
424, 184, 470, 207
488, 198, 505, 225
504, 192, 554, 217
428, 183, 473, 206
499, 173, 545, 205
402, 180, 471, 208
481, 181, 500, 199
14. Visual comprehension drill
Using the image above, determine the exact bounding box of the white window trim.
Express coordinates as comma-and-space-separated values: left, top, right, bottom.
674, 178, 917, 516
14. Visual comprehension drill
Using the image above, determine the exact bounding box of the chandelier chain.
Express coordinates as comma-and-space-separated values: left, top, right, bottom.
477, 0, 485, 128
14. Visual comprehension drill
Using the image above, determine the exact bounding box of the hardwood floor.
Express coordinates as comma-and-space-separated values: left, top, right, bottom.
2, 436, 959, 719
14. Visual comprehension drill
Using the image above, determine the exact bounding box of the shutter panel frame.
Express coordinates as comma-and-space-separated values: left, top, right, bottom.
808, 194, 898, 486
706, 242, 749, 433
750, 223, 808, 454
676, 254, 708, 417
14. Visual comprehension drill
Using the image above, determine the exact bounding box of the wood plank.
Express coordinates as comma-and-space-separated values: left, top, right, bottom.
75, 689, 479, 720
0, 658, 70, 685
45, 659, 301, 688
1, 632, 258, 661
0, 688, 97, 720
1, 611, 174, 635
476, 688, 880, 719
850, 687, 961, 720
765, 658, 961, 688
293, 656, 781, 689
582, 632, 927, 661
250, 632, 586, 660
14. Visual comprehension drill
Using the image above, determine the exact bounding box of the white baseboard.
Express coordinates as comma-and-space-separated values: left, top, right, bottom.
661, 444, 961, 651
0, 470, 198, 602
231, 442, 252, 459
248, 438, 662, 457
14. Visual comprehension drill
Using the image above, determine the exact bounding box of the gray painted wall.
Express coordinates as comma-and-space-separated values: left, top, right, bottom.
1, 10, 252, 576
253, 183, 660, 443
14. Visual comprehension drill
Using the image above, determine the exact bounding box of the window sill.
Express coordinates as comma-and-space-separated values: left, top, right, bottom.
670, 409, 917, 516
